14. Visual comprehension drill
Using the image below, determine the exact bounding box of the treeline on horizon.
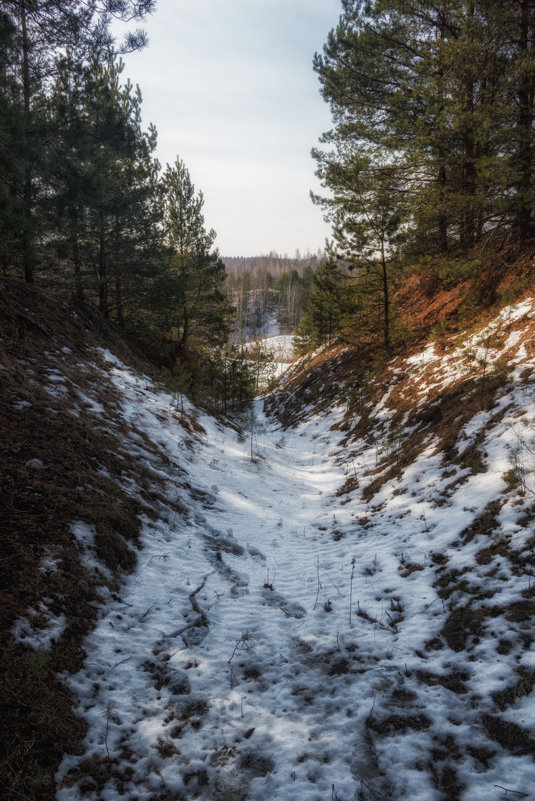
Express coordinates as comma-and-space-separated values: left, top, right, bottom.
295, 0, 535, 353
223, 251, 324, 278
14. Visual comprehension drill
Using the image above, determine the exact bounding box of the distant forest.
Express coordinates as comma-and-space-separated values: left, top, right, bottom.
222, 252, 324, 340
223, 252, 324, 340
223, 251, 324, 278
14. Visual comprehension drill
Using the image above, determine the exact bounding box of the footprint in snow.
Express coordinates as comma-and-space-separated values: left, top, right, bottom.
261, 586, 306, 619
247, 545, 266, 561
203, 527, 244, 556
205, 550, 249, 596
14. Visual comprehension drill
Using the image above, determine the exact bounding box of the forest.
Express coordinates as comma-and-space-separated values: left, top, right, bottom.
296, 0, 535, 352
2, 1, 535, 393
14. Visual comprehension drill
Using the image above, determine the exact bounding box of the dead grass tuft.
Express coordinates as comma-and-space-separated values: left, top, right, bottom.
441, 605, 486, 652
416, 669, 470, 695
492, 668, 535, 711
367, 712, 431, 736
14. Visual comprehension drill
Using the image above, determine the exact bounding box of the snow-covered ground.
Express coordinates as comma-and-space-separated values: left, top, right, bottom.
242, 316, 296, 376
23, 298, 535, 800
261, 333, 294, 363
257, 333, 295, 377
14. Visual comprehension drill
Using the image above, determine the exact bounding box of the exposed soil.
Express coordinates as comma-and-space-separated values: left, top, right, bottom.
0, 279, 154, 801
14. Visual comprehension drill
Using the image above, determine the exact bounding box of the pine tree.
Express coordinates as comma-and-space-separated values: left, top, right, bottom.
48, 53, 163, 321
0, 0, 155, 283
153, 158, 234, 352
313, 155, 408, 347
313, 0, 535, 256
0, 11, 25, 275
293, 257, 347, 352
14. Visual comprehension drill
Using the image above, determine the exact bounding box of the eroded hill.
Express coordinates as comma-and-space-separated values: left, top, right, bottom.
2, 277, 535, 801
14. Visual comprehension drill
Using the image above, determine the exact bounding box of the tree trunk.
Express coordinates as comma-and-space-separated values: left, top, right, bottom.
437, 156, 449, 252
112, 222, 124, 328
115, 272, 124, 329
179, 307, 189, 349
516, 0, 534, 239
99, 215, 108, 318
21, 1, 34, 284
70, 208, 84, 302
381, 242, 389, 349
437, 9, 449, 252
460, 1, 476, 248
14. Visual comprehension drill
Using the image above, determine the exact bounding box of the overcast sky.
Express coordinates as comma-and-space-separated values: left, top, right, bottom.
116, 0, 341, 257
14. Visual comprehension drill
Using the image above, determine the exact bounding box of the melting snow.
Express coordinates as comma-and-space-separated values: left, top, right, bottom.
53, 302, 535, 801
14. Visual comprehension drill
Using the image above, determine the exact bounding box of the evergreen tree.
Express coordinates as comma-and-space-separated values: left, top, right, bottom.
293, 257, 347, 352
48, 53, 163, 322
153, 157, 234, 351
214, 345, 256, 413
313, 156, 408, 347
0, 11, 25, 275
0, 0, 155, 282
313, 0, 535, 256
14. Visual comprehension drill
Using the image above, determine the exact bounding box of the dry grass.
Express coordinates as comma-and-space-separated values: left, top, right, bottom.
0, 278, 173, 801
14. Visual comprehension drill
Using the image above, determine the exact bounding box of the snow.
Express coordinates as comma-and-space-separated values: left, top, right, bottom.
14, 399, 32, 410
243, 331, 295, 377
13, 604, 66, 651
71, 520, 113, 580
258, 334, 294, 362
50, 301, 535, 800
26, 457, 44, 469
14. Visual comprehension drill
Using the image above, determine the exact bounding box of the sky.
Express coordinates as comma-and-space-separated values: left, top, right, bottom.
115, 0, 342, 257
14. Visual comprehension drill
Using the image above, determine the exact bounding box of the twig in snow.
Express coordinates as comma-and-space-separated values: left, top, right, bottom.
103, 700, 117, 759
421, 505, 429, 533
359, 778, 388, 801
228, 631, 255, 664
349, 555, 356, 626
321, 568, 343, 596
140, 602, 157, 621
365, 695, 376, 725
494, 786, 529, 799
111, 655, 132, 669
313, 555, 322, 610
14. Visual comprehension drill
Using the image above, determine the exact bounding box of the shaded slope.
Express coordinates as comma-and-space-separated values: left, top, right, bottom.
0, 279, 201, 800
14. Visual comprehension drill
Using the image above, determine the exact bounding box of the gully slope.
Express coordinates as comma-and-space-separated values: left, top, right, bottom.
7, 294, 535, 801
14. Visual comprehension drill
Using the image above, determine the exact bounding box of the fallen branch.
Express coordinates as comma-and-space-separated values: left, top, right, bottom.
494, 786, 529, 799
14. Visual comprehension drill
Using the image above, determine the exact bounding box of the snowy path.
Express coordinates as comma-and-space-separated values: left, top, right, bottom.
55, 334, 535, 801
56, 363, 367, 801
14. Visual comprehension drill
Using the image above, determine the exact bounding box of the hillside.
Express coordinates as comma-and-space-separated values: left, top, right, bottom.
2, 277, 535, 801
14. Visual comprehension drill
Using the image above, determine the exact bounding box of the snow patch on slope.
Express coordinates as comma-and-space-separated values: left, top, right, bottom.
55, 300, 535, 801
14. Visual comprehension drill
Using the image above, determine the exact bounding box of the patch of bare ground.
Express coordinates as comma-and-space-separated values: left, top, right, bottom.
492, 668, 535, 711
366, 712, 431, 736
482, 715, 535, 756
0, 278, 182, 801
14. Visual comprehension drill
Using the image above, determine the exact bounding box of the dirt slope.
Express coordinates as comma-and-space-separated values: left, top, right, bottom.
0, 279, 196, 800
